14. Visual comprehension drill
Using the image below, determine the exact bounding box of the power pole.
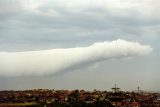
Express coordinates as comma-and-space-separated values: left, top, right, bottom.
111, 84, 120, 93
137, 86, 140, 94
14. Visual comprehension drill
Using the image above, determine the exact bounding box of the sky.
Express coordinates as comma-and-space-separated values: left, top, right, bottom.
0, 0, 160, 91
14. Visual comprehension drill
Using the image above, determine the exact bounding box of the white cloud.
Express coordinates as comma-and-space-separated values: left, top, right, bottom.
0, 39, 152, 77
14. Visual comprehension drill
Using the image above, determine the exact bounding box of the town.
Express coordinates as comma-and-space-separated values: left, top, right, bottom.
0, 86, 160, 107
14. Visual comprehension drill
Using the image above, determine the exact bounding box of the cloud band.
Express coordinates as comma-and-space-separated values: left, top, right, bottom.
0, 39, 152, 76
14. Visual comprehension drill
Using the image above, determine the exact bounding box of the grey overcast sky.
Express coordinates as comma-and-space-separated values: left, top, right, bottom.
0, 0, 160, 91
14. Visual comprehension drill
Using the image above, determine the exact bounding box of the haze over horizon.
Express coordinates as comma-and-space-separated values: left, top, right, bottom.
0, 0, 160, 91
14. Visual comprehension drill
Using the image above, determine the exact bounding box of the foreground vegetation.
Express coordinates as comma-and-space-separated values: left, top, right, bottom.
0, 101, 114, 107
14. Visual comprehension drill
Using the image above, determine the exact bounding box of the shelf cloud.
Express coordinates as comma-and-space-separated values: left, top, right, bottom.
0, 39, 152, 77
